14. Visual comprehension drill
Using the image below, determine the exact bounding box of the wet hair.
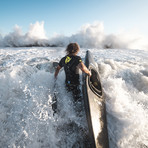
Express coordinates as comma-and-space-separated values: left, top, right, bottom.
65, 43, 80, 55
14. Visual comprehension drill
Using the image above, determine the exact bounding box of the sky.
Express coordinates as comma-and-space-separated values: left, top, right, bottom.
0, 0, 148, 38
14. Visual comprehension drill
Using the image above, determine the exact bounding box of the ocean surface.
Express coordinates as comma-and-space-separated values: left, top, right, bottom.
0, 47, 148, 148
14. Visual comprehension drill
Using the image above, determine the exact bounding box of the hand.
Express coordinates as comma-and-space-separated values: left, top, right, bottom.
88, 71, 92, 77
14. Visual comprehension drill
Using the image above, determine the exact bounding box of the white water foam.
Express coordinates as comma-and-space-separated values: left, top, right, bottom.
0, 47, 148, 148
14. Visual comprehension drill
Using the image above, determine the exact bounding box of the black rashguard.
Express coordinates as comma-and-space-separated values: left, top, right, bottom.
59, 55, 82, 85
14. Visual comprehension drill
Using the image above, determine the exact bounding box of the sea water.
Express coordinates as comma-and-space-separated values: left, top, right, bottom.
0, 47, 148, 148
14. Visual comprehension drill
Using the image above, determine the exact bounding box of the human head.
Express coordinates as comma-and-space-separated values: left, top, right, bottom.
66, 43, 80, 55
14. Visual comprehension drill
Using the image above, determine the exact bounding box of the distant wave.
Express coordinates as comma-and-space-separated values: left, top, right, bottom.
0, 21, 147, 50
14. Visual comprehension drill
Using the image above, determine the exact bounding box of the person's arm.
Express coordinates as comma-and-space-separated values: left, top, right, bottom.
78, 62, 91, 76
54, 65, 62, 79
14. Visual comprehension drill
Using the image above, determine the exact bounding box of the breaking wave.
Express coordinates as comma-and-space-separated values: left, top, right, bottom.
0, 21, 147, 50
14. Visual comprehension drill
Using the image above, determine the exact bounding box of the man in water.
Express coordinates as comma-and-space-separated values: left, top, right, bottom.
54, 43, 91, 101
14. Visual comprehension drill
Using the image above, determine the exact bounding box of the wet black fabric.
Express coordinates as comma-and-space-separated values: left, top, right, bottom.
65, 84, 82, 102
59, 55, 82, 85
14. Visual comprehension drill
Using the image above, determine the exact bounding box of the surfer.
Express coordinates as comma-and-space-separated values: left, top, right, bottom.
54, 43, 91, 101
